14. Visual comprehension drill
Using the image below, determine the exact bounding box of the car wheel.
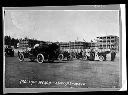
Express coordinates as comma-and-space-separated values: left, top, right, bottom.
99, 55, 104, 61
58, 54, 63, 61
37, 54, 44, 63
83, 55, 88, 60
18, 53, 24, 62
67, 56, 70, 61
67, 55, 72, 61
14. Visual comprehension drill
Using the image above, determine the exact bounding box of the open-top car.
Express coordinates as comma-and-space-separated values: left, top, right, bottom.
18, 42, 69, 63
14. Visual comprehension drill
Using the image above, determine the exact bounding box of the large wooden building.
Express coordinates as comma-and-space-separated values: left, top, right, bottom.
59, 41, 90, 52
19, 38, 46, 49
96, 35, 119, 51
19, 38, 29, 49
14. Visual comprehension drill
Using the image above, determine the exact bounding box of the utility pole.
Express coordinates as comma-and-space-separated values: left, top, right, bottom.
76, 37, 78, 53
69, 41, 71, 53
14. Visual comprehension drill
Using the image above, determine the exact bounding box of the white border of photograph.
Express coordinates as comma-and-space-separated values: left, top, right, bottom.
3, 4, 126, 93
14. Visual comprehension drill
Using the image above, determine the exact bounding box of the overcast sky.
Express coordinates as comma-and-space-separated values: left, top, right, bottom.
4, 10, 119, 42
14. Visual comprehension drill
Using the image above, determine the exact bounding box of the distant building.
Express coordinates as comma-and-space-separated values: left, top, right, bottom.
19, 38, 29, 48
19, 38, 29, 49
96, 35, 119, 51
59, 42, 70, 51
87, 42, 97, 49
59, 41, 89, 52
19, 38, 46, 49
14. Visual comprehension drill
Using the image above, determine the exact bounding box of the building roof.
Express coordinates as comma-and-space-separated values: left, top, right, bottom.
97, 35, 119, 38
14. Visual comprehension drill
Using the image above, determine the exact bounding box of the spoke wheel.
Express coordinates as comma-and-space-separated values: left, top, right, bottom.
37, 54, 44, 63
83, 55, 88, 60
18, 53, 24, 62
99, 55, 104, 61
67, 55, 72, 61
58, 54, 63, 61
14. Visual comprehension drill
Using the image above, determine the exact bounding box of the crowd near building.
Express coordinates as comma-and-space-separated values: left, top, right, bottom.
18, 35, 119, 52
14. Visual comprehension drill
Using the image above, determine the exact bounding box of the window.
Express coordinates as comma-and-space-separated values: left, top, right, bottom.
107, 40, 110, 42
103, 40, 106, 42
103, 45, 106, 47
111, 45, 114, 48
107, 45, 110, 48
99, 37, 102, 40
107, 37, 110, 39
111, 40, 114, 42
103, 37, 106, 39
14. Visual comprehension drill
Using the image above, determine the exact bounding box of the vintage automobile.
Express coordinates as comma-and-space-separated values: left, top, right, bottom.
18, 43, 70, 63
5, 46, 14, 57
82, 48, 111, 61
58, 51, 73, 61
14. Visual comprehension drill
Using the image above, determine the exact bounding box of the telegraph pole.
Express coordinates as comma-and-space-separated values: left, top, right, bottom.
77, 37, 78, 53
69, 41, 71, 53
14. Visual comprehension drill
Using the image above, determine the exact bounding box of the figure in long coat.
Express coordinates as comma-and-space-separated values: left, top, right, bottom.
90, 48, 95, 61
111, 50, 116, 61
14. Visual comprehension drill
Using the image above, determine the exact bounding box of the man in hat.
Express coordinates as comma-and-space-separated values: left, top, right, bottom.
90, 48, 95, 61
111, 48, 116, 61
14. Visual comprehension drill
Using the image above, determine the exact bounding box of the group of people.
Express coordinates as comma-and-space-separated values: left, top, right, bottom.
61, 48, 117, 61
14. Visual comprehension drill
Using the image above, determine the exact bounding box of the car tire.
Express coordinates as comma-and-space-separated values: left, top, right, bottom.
18, 53, 24, 62
83, 55, 88, 61
58, 54, 63, 61
37, 53, 44, 63
67, 55, 70, 61
99, 55, 104, 61
67, 55, 73, 61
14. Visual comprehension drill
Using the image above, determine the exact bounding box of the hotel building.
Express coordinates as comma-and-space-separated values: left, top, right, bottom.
96, 35, 119, 51
59, 41, 89, 52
